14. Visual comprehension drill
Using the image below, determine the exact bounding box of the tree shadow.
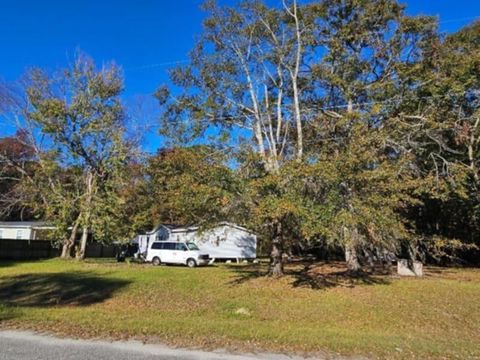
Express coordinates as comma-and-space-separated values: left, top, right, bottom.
228, 261, 392, 290
0, 273, 131, 307
0, 260, 16, 268
290, 262, 391, 289
228, 264, 265, 285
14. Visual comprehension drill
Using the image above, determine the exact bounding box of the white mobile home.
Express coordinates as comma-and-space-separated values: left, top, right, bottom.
0, 221, 54, 240
136, 222, 257, 261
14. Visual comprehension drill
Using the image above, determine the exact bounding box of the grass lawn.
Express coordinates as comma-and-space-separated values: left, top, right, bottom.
0, 259, 479, 359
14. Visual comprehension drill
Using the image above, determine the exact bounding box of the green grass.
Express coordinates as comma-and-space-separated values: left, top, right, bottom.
0, 259, 479, 359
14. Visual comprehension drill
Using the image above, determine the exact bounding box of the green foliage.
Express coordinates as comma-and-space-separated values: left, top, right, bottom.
145, 146, 241, 228
24, 52, 134, 247
313, 122, 421, 254
390, 20, 480, 260
146, 0, 478, 269
0, 130, 37, 221
2, 2, 479, 267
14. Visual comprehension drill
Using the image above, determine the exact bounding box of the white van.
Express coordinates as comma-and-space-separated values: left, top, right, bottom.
146, 241, 209, 267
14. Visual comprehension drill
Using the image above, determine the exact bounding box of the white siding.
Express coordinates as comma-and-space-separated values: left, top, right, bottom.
137, 235, 150, 254
142, 224, 257, 260
170, 225, 256, 259
0, 227, 33, 240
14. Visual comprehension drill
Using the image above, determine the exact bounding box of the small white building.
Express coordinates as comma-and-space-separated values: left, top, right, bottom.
0, 221, 54, 240
136, 222, 257, 261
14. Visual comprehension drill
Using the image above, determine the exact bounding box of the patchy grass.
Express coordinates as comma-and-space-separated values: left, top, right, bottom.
0, 259, 479, 359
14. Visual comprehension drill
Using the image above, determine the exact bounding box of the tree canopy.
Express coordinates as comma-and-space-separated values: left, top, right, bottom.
0, 1, 478, 271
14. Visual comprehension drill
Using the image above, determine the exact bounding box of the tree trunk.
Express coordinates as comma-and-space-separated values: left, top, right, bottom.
345, 241, 361, 273
60, 238, 73, 259
76, 225, 89, 260
283, 0, 303, 161
270, 239, 284, 277
76, 171, 93, 260
342, 177, 361, 273
61, 238, 74, 259
269, 222, 284, 277
60, 216, 81, 259
343, 224, 361, 273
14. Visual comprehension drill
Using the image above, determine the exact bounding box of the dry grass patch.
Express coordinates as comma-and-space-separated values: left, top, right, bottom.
0, 259, 479, 359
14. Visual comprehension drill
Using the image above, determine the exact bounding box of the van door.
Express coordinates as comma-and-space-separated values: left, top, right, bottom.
175, 243, 188, 263
162, 242, 176, 263
166, 242, 187, 264
149, 242, 163, 262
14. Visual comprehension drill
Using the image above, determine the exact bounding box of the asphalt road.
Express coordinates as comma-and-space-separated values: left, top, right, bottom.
0, 330, 326, 360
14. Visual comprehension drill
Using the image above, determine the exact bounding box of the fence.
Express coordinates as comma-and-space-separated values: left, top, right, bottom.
0, 239, 117, 260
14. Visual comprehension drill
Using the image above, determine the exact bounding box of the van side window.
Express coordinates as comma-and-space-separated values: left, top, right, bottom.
151, 242, 164, 250
176, 243, 187, 251
165, 243, 176, 250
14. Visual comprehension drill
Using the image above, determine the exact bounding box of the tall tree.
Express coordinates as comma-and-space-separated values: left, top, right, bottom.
157, 0, 437, 274
304, 0, 436, 271
307, 118, 421, 271
26, 53, 132, 259
156, 0, 316, 171
0, 80, 84, 250
391, 20, 480, 263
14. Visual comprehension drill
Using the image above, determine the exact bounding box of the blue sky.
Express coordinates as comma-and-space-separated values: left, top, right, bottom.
0, 0, 479, 150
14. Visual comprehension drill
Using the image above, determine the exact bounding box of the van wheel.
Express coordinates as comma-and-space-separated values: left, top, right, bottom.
152, 257, 161, 266
186, 258, 197, 268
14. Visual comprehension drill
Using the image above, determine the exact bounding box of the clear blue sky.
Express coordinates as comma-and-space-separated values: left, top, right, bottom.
0, 0, 479, 150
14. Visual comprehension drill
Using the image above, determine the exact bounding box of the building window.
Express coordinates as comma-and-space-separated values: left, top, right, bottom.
157, 229, 168, 241
156, 232, 168, 241
16, 230, 23, 239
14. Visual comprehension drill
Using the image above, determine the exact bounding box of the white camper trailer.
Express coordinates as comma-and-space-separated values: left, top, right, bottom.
135, 222, 256, 262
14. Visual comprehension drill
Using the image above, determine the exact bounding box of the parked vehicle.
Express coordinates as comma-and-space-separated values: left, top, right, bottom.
135, 222, 257, 262
115, 243, 139, 262
146, 241, 209, 267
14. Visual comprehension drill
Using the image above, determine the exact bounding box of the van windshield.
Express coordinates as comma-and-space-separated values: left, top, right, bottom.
186, 242, 199, 251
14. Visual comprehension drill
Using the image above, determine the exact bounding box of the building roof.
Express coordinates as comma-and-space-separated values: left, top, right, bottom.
146, 223, 197, 234
162, 224, 195, 230
147, 222, 254, 235
0, 221, 51, 229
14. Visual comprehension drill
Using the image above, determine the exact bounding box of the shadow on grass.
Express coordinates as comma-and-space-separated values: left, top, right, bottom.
0, 273, 131, 307
423, 267, 457, 276
0, 259, 58, 268
229, 261, 392, 290
0, 260, 17, 268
